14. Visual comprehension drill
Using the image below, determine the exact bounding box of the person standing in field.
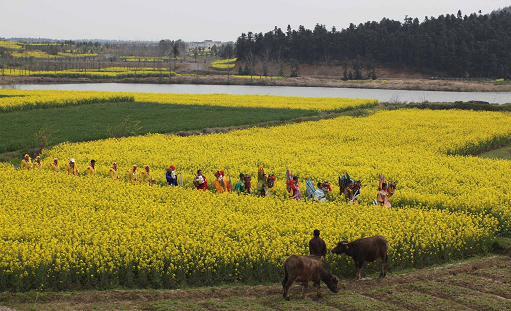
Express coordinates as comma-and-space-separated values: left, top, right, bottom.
128, 165, 139, 184
85, 160, 96, 176
377, 182, 394, 208
223, 171, 233, 192
33, 156, 43, 170
193, 169, 209, 191
166, 165, 178, 186
234, 173, 246, 194
213, 170, 232, 193
290, 176, 303, 200
286, 169, 293, 194
265, 174, 277, 197
313, 182, 327, 202
50, 158, 59, 172
109, 162, 119, 180
67, 159, 79, 176
305, 177, 316, 200
319, 181, 333, 202
257, 167, 268, 196
21, 154, 32, 170
309, 229, 327, 259
141, 165, 154, 185
376, 175, 389, 207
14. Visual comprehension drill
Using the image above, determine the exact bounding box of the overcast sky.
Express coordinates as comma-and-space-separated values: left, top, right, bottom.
1, 0, 509, 42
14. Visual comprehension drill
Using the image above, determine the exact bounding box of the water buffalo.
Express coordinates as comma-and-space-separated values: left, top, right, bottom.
282, 255, 339, 300
331, 236, 388, 279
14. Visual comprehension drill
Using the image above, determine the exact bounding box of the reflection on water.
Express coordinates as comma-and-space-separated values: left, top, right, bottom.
2, 83, 511, 104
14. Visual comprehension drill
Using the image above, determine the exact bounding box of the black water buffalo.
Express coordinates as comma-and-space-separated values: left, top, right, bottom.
331, 236, 389, 279
282, 255, 339, 300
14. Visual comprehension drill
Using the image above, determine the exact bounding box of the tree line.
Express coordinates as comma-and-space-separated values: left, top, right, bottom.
235, 8, 511, 78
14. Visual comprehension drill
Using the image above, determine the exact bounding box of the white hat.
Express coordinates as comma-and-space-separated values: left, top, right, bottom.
70, 159, 75, 163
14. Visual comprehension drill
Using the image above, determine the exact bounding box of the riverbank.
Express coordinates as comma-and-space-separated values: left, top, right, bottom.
2, 75, 511, 93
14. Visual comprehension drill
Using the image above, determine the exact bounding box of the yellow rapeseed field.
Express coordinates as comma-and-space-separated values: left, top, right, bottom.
0, 90, 377, 112
0, 68, 175, 79
210, 58, 238, 70
0, 90, 134, 112
0, 165, 497, 290
0, 40, 23, 50
46, 109, 511, 231
1, 90, 509, 290
10, 50, 97, 59
134, 93, 376, 111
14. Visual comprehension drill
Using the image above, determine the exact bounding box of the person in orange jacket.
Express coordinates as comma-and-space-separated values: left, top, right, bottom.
213, 170, 232, 193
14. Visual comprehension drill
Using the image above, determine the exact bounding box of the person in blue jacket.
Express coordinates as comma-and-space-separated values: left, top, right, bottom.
166, 165, 178, 186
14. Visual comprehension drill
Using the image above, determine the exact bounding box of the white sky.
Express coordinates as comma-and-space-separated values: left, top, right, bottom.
0, 0, 509, 41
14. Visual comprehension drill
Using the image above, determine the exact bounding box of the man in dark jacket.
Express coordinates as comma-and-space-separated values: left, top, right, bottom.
309, 229, 327, 258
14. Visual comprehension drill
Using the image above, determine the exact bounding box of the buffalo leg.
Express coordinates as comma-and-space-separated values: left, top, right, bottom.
380, 254, 389, 278
282, 270, 288, 297
301, 281, 308, 299
356, 260, 364, 280
313, 281, 322, 299
283, 277, 295, 301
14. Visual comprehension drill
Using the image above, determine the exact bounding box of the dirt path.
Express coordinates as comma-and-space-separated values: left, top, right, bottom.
1, 256, 510, 310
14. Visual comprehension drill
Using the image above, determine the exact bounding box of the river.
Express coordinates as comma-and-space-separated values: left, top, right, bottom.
3, 83, 511, 104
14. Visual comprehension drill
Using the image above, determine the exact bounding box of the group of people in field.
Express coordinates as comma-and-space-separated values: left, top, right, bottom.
20, 154, 156, 184
190, 167, 342, 202
20, 154, 397, 207
191, 167, 280, 197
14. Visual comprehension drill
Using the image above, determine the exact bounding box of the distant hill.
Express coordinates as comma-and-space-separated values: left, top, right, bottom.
235, 9, 511, 79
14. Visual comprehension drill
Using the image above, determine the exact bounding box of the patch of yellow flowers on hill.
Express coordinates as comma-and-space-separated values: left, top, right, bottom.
210, 58, 238, 70
1, 68, 177, 79
0, 165, 497, 290
0, 90, 377, 112
10, 50, 97, 59
46, 109, 511, 231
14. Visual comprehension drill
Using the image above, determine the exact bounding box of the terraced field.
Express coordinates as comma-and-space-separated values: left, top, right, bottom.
1, 90, 511, 310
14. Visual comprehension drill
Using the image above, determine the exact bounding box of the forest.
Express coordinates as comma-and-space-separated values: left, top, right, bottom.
235, 8, 511, 78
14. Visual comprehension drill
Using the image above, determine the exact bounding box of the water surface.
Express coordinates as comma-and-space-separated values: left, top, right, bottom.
3, 83, 511, 104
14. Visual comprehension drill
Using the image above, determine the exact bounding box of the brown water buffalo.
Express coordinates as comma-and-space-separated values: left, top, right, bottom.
331, 236, 389, 279
282, 255, 339, 300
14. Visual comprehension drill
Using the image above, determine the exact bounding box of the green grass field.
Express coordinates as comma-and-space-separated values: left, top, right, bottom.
1, 256, 509, 311
479, 144, 511, 160
0, 102, 318, 155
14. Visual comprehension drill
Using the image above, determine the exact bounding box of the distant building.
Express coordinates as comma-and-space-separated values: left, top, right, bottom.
187, 40, 223, 50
